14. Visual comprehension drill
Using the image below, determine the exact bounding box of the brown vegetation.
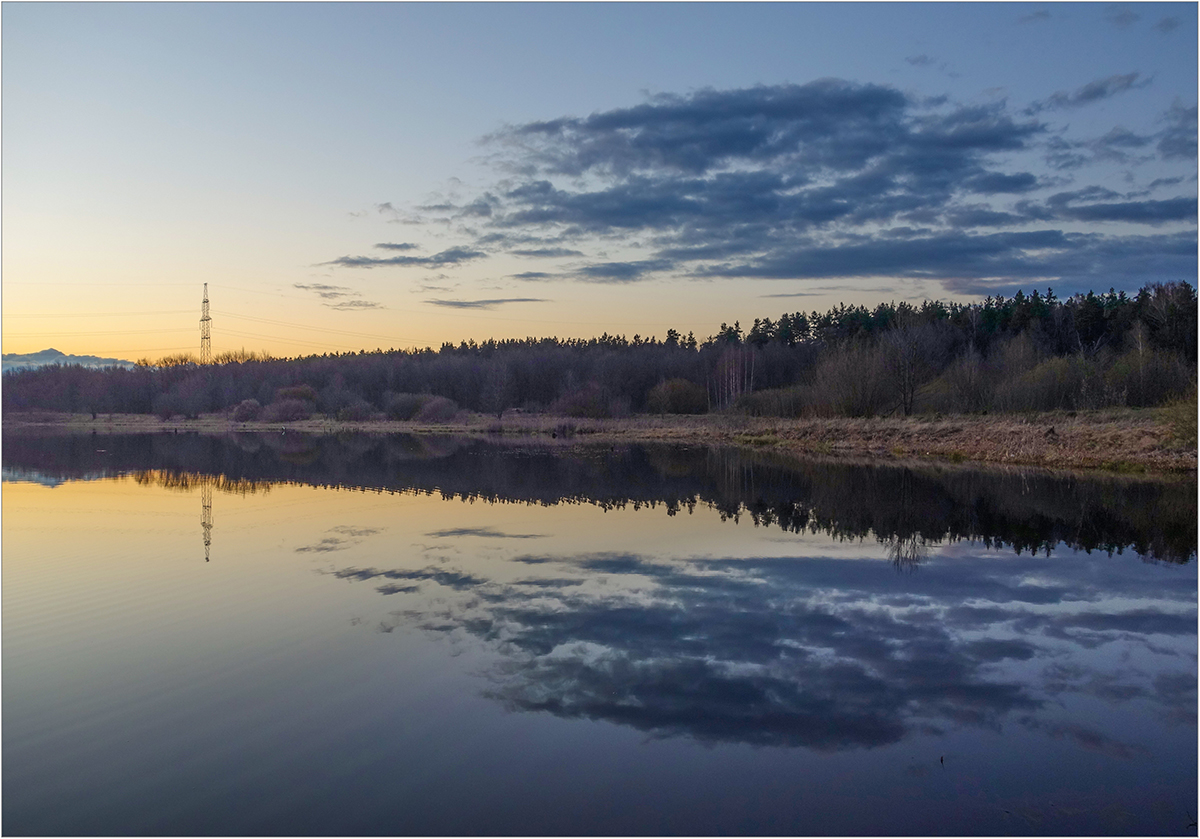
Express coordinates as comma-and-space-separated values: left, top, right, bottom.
6, 407, 1195, 474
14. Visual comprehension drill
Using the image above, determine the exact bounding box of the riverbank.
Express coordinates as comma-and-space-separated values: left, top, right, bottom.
5, 406, 1196, 474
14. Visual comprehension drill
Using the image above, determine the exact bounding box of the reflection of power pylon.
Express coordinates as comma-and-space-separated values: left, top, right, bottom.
201, 483, 213, 562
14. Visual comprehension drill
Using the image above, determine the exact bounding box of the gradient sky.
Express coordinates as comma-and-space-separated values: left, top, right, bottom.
3, 2, 1196, 361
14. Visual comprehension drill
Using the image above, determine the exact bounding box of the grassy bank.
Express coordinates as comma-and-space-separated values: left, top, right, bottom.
6, 406, 1196, 474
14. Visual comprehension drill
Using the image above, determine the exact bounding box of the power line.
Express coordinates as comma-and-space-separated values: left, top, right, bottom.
3, 310, 193, 318
4, 281, 198, 286
214, 310, 437, 345
220, 328, 379, 353
2, 328, 192, 337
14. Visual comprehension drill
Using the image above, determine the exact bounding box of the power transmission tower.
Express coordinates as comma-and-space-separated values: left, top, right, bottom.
200, 282, 212, 364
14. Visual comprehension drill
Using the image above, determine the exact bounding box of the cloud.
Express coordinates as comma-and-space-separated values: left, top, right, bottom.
375, 242, 421, 251
906, 55, 935, 67
425, 527, 545, 538
328, 299, 386, 310
576, 259, 675, 283
297, 524, 382, 553
1105, 6, 1140, 28
425, 298, 549, 310
509, 247, 585, 258
1049, 195, 1196, 225
294, 282, 385, 310
342, 542, 1194, 752
295, 282, 356, 299
324, 246, 487, 269
333, 564, 486, 591
1154, 16, 1181, 33
1027, 73, 1150, 113
1028, 721, 1151, 760
1157, 101, 1198, 160
1018, 9, 1051, 23
330, 79, 1195, 294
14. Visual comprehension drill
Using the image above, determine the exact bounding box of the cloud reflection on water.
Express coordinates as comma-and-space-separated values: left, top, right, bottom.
330, 543, 1194, 753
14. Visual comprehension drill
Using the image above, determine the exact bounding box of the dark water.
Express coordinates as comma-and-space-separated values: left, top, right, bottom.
3, 431, 1196, 835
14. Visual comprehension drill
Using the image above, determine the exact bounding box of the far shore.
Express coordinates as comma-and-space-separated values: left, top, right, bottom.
4, 407, 1196, 475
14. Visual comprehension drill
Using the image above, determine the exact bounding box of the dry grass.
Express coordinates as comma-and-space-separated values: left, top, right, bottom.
5, 407, 1196, 473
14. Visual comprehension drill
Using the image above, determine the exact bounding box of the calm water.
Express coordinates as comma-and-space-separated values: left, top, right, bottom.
3, 432, 1196, 835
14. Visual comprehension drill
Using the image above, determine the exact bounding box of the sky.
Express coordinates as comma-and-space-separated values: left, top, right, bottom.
3, 2, 1196, 361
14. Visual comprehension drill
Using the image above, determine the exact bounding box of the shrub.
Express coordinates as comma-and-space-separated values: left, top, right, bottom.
809, 344, 891, 417
992, 355, 1090, 412
735, 386, 806, 418
275, 384, 317, 404
262, 398, 312, 422
153, 392, 182, 420
231, 398, 263, 422
318, 387, 357, 415
1162, 388, 1198, 448
647, 378, 708, 414
551, 382, 610, 418
937, 348, 991, 413
413, 395, 458, 423
1105, 347, 1194, 407
336, 399, 376, 421
385, 392, 427, 421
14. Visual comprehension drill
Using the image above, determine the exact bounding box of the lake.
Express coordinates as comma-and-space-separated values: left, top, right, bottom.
3, 431, 1196, 835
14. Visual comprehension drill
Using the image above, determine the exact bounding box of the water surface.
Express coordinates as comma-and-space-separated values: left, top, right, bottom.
3, 432, 1196, 835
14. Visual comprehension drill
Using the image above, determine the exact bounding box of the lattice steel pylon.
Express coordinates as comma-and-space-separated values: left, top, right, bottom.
200, 282, 212, 365
201, 482, 213, 562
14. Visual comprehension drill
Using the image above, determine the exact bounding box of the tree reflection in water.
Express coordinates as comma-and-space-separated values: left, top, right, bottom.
4, 430, 1195, 561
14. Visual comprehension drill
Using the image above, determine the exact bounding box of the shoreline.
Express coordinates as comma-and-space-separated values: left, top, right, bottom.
5, 408, 1196, 475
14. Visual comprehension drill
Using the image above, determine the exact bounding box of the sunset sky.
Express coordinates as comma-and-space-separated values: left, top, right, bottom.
3, 2, 1196, 361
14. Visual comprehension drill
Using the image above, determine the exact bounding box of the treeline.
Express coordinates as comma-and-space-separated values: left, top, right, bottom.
4, 282, 1196, 421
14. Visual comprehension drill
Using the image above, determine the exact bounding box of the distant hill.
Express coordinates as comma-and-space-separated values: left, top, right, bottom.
2, 348, 136, 373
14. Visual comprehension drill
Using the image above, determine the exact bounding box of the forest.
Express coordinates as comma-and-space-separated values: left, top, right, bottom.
4, 282, 1196, 422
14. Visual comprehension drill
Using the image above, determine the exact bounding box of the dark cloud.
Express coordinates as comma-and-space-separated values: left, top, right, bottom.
425, 298, 549, 310
333, 564, 486, 591
1154, 16, 1181, 33
963, 171, 1040, 194
576, 259, 675, 283
328, 300, 386, 310
495, 80, 914, 177
297, 536, 354, 553
426, 526, 546, 538
1106, 7, 1140, 28
509, 247, 584, 258
324, 246, 487, 269
297, 525, 382, 552
294, 283, 385, 310
374, 242, 421, 251
1029, 721, 1151, 760
1052, 197, 1196, 225
332, 526, 382, 537
331, 79, 1194, 292
295, 282, 356, 299
1157, 101, 1198, 160
1027, 73, 1149, 113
